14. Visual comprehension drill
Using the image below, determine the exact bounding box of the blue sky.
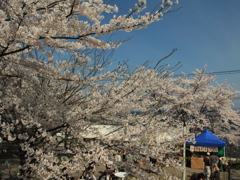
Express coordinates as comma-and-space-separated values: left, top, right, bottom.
105, 0, 240, 109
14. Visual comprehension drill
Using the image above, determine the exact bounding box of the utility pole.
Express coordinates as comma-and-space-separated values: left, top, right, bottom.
180, 110, 188, 180
182, 120, 186, 180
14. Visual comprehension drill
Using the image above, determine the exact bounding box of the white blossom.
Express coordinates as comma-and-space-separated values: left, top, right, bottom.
1, 1, 239, 180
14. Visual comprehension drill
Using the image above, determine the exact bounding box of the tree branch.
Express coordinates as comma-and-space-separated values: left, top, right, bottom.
66, 0, 76, 18
0, 45, 31, 57
47, 123, 70, 132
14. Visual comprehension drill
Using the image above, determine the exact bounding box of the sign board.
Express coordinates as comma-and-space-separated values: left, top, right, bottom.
190, 145, 218, 152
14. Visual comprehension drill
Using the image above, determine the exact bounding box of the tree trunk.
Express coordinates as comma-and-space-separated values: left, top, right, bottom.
19, 146, 27, 178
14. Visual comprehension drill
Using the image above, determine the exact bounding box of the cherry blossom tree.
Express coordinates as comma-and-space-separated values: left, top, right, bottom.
0, 0, 239, 180
147, 67, 240, 134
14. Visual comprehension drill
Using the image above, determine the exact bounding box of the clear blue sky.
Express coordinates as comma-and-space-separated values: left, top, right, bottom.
105, 0, 240, 109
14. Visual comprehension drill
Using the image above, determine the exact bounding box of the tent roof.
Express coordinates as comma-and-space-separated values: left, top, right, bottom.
186, 129, 226, 147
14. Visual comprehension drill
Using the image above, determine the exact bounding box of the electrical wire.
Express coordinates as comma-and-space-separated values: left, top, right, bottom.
173, 69, 240, 77
173, 69, 240, 101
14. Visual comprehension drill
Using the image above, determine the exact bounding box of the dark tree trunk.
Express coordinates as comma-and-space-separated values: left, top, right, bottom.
19, 146, 27, 178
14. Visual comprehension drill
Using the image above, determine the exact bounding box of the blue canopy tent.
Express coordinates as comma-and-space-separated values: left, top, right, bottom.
186, 129, 226, 147
186, 130, 227, 169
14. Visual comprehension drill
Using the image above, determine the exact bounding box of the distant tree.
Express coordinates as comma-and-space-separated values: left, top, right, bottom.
146, 67, 239, 133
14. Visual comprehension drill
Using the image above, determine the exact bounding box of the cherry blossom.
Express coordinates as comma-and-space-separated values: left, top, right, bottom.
0, 1, 239, 180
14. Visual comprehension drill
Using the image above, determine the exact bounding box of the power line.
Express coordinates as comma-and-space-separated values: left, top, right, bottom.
173, 69, 240, 77
173, 69, 240, 101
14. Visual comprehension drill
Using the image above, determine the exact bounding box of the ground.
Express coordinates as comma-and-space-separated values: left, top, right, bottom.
1, 158, 240, 180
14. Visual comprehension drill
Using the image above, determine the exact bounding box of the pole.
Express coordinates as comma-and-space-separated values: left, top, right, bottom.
182, 121, 186, 180
230, 144, 232, 166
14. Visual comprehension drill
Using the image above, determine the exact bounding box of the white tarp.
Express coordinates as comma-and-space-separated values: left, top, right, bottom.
81, 125, 183, 143
81, 125, 124, 139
